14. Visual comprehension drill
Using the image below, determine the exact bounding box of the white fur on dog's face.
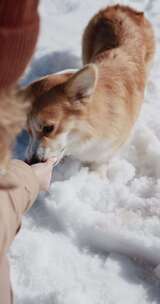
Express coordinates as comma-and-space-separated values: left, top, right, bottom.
29, 131, 69, 163
27, 114, 74, 163
38, 132, 68, 160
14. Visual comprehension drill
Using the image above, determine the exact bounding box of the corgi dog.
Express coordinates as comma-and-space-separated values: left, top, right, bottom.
25, 5, 155, 175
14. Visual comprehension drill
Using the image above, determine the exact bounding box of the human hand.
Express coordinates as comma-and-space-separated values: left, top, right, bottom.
31, 158, 57, 192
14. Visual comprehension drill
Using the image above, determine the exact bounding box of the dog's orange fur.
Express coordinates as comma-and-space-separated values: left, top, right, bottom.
26, 5, 155, 174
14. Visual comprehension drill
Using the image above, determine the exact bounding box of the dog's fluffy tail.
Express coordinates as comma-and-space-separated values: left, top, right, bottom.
82, 5, 151, 64
82, 15, 119, 64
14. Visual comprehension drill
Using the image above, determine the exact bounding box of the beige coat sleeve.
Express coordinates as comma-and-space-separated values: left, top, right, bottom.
0, 160, 39, 258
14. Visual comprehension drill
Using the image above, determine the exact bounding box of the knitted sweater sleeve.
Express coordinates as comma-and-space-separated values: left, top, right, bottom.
0, 0, 39, 89
0, 160, 39, 258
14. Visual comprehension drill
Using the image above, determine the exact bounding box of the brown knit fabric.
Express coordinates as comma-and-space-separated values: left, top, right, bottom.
0, 0, 39, 89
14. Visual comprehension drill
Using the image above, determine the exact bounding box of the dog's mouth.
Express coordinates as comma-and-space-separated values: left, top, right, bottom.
26, 148, 66, 166
25, 156, 41, 165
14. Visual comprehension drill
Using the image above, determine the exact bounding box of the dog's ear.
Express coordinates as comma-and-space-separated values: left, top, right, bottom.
15, 78, 49, 110
65, 64, 97, 104
22, 71, 77, 101
22, 77, 52, 101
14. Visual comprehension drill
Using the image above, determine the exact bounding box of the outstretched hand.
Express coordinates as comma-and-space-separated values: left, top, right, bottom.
31, 158, 57, 192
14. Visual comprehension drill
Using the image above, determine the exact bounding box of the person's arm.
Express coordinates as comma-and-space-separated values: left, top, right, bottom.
0, 160, 39, 258
0, 0, 39, 89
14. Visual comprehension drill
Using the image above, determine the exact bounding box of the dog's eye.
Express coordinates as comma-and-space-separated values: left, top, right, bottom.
43, 125, 54, 135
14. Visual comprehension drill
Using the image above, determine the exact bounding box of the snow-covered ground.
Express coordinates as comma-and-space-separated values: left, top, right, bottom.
10, 0, 160, 303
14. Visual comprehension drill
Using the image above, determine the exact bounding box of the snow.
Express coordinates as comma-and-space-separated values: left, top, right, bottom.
10, 0, 160, 303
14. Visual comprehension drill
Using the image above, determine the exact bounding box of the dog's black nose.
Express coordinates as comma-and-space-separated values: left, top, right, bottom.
25, 155, 40, 165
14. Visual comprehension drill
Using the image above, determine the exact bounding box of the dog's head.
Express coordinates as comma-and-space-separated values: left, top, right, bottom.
25, 64, 98, 164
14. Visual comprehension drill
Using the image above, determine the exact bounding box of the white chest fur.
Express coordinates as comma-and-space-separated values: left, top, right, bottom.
67, 137, 114, 164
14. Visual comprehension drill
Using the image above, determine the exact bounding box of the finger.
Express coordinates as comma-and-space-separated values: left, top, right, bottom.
46, 157, 57, 165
